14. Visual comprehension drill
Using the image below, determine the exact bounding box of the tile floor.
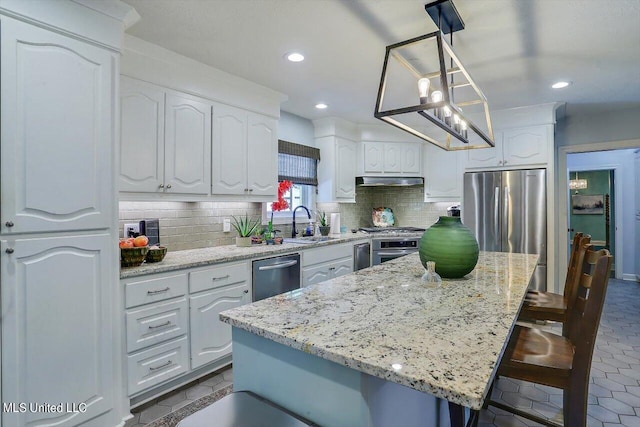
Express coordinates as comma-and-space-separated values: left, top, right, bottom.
126, 278, 639, 426
124, 368, 233, 427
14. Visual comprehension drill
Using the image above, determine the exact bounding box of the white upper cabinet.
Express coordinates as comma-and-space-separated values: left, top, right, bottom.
247, 114, 278, 195
120, 77, 165, 192
212, 104, 277, 198
361, 142, 422, 176
165, 93, 212, 194
363, 142, 384, 173
336, 138, 357, 200
120, 77, 212, 195
423, 144, 464, 202
1, 18, 113, 234
467, 124, 552, 169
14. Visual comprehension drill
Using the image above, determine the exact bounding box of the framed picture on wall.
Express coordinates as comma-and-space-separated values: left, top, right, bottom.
572, 194, 604, 215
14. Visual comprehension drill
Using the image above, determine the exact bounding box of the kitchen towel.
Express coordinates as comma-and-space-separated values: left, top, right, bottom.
330, 213, 341, 235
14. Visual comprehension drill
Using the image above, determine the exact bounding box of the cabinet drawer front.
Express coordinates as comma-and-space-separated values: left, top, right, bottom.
126, 298, 188, 353
127, 336, 189, 396
190, 262, 249, 293
125, 273, 188, 308
302, 243, 352, 267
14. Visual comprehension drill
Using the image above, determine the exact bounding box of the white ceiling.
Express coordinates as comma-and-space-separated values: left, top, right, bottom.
122, 0, 640, 124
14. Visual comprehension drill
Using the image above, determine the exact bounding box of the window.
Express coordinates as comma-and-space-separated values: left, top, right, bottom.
263, 140, 320, 224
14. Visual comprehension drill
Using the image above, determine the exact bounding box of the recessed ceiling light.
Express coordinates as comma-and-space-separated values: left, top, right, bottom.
315, 103, 328, 109
551, 81, 571, 89
286, 52, 304, 62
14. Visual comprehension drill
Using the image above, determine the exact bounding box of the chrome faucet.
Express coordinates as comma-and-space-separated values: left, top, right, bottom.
292, 205, 311, 238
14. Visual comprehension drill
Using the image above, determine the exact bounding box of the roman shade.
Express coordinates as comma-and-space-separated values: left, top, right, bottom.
278, 140, 320, 186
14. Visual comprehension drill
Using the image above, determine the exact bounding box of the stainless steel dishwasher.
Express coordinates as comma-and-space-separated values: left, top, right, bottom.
353, 242, 371, 271
252, 253, 301, 301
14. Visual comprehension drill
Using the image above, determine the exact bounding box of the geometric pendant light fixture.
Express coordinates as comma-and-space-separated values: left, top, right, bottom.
374, 0, 494, 150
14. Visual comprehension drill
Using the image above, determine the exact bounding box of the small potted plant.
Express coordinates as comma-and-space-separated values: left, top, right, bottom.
318, 211, 330, 236
250, 228, 264, 245
232, 214, 261, 247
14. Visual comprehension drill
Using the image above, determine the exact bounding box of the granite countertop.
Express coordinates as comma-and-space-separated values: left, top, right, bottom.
120, 232, 377, 279
220, 251, 539, 410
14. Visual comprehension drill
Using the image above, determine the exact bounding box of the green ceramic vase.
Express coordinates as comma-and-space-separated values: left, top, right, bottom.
419, 216, 479, 278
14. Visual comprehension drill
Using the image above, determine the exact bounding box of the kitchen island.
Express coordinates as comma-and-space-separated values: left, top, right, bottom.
220, 251, 538, 427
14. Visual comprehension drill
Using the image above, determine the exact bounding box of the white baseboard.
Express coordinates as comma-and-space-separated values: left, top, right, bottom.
621, 273, 639, 282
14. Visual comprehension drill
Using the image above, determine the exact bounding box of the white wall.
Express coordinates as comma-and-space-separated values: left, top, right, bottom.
556, 107, 640, 147
279, 111, 315, 147
567, 149, 638, 280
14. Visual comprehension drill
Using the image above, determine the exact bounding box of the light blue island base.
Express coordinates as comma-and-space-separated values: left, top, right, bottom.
232, 327, 468, 427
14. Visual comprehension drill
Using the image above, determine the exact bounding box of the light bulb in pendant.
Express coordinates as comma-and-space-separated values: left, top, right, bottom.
460, 120, 468, 140
443, 106, 452, 126
418, 78, 430, 104
453, 114, 461, 133
431, 90, 443, 120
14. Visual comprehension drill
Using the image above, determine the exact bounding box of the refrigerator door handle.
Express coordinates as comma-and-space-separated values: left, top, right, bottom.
503, 186, 510, 251
494, 186, 500, 244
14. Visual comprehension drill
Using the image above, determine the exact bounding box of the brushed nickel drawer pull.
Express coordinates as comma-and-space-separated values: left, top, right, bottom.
212, 274, 230, 281
147, 287, 170, 295
148, 321, 171, 330
149, 360, 172, 371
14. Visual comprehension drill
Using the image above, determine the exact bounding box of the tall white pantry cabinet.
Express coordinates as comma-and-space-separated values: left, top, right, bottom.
0, 1, 134, 426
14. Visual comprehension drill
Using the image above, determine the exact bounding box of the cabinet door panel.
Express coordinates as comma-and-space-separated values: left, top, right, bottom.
424, 146, 462, 200
212, 105, 247, 194
335, 139, 356, 200
165, 93, 212, 194
363, 142, 384, 173
120, 77, 165, 193
331, 259, 353, 279
502, 126, 549, 166
1, 234, 113, 426
1, 19, 113, 233
190, 283, 250, 369
247, 114, 277, 196
383, 144, 402, 173
303, 265, 332, 287
402, 143, 422, 174
466, 132, 502, 169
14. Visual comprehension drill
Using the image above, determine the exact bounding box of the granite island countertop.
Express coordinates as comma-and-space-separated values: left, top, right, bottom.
220, 251, 539, 410
120, 231, 422, 279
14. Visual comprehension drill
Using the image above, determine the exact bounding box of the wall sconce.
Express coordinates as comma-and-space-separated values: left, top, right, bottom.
374, 0, 494, 151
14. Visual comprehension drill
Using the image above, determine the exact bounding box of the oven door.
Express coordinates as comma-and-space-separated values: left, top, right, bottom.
372, 249, 417, 266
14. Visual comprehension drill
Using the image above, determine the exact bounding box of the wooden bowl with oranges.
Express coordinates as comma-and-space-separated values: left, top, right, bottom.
119, 235, 149, 267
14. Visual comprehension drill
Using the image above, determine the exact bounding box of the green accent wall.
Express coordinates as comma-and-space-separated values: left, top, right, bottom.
569, 170, 615, 256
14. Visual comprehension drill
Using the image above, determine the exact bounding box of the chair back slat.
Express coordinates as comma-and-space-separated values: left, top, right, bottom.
564, 232, 585, 296
564, 237, 592, 314
567, 249, 612, 392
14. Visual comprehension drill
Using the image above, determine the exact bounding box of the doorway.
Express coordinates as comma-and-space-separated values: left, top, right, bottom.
567, 168, 616, 274
558, 138, 640, 289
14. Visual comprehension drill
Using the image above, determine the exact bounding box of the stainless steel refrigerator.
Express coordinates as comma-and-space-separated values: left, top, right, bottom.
463, 169, 547, 290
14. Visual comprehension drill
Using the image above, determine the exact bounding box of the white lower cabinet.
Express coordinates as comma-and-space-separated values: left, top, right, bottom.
123, 261, 250, 400
302, 243, 353, 287
127, 336, 190, 396
1, 234, 116, 427
190, 282, 250, 369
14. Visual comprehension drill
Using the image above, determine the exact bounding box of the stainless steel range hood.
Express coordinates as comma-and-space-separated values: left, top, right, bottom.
356, 176, 424, 187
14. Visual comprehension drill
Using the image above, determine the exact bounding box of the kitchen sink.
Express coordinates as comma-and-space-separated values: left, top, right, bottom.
283, 236, 337, 245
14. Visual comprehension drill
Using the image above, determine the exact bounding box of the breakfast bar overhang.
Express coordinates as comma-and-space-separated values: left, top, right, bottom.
221, 251, 539, 427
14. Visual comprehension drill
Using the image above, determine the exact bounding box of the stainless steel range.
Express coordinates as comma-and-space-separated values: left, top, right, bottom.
359, 227, 425, 265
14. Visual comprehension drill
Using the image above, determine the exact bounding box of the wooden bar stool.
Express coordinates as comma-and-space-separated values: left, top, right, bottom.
486, 248, 612, 427
519, 233, 591, 333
